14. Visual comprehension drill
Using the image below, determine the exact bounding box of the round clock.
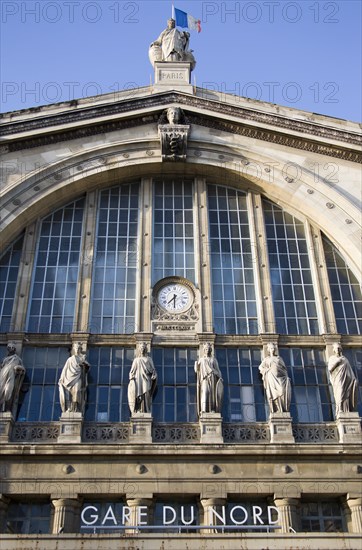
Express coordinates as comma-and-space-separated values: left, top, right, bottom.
157, 282, 192, 313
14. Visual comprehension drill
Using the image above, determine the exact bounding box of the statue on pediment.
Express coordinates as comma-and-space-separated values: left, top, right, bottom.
59, 343, 90, 414
328, 343, 357, 417
128, 343, 157, 414
0, 343, 25, 416
259, 342, 291, 413
149, 18, 196, 70
195, 343, 224, 414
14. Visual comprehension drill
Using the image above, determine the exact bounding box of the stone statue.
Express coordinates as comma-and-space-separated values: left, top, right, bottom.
194, 343, 223, 414
128, 343, 157, 414
328, 343, 358, 417
259, 342, 291, 413
59, 343, 90, 414
0, 343, 26, 416
158, 107, 189, 162
149, 18, 196, 70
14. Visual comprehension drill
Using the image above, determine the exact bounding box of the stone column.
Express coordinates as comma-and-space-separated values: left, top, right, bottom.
195, 177, 213, 333
345, 496, 362, 533
51, 498, 82, 534
273, 497, 300, 533
138, 177, 153, 333
0, 495, 10, 533
125, 498, 153, 534
200, 498, 227, 534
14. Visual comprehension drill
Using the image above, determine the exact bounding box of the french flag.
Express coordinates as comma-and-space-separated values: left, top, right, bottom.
173, 6, 202, 33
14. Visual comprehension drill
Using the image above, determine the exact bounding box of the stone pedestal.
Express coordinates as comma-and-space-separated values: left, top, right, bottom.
273, 497, 301, 533
153, 62, 193, 93
199, 412, 223, 444
51, 498, 82, 534
57, 412, 83, 444
129, 412, 153, 443
336, 412, 362, 443
269, 412, 295, 444
0, 412, 14, 443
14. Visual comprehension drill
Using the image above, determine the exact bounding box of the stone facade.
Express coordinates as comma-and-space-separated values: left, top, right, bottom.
0, 65, 361, 549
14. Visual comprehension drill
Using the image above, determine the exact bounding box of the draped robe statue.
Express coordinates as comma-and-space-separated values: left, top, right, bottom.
195, 343, 223, 414
328, 343, 357, 417
59, 344, 90, 414
149, 18, 196, 69
128, 343, 157, 414
259, 343, 291, 413
0, 343, 25, 416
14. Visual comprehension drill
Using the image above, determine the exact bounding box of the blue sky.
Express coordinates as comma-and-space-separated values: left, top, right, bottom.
1, 0, 361, 121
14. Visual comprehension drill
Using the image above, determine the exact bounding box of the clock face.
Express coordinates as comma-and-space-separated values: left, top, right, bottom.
157, 283, 192, 313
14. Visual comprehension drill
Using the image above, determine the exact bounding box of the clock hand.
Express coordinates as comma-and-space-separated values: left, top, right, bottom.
168, 294, 177, 308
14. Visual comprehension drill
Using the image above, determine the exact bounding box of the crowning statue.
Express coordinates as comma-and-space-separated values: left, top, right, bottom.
328, 343, 357, 417
0, 343, 25, 416
259, 342, 291, 413
194, 343, 223, 414
149, 18, 196, 70
128, 343, 157, 414
59, 343, 90, 414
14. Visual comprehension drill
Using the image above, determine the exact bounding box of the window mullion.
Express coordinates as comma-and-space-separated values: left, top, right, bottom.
75, 191, 98, 332
247, 193, 275, 334
13, 221, 41, 333
304, 223, 336, 335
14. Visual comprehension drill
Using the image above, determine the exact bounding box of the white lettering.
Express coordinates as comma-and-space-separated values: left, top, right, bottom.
210, 506, 226, 525
81, 506, 99, 526
268, 505, 280, 524
230, 505, 248, 525
138, 506, 148, 525
122, 506, 131, 524
252, 505, 264, 524
181, 505, 195, 525
163, 506, 177, 525
102, 505, 117, 525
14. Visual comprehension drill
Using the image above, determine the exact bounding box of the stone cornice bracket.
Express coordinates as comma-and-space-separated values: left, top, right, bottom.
158, 107, 189, 161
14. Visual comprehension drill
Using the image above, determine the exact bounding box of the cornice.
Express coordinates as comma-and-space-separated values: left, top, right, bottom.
1, 92, 361, 163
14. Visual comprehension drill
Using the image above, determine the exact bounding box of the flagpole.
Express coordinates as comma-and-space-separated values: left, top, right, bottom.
172, 3, 175, 19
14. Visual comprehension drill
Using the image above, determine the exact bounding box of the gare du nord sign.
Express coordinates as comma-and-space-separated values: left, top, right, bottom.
81, 503, 280, 532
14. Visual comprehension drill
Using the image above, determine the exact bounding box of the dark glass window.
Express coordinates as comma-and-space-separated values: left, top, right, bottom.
279, 348, 333, 422
323, 235, 362, 334
27, 199, 84, 333
7, 502, 50, 534
263, 200, 318, 335
17, 347, 69, 421
301, 501, 346, 532
85, 347, 133, 422
152, 348, 198, 422
90, 183, 139, 334
0, 234, 23, 332
153, 180, 195, 284
208, 185, 258, 335
216, 348, 266, 422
